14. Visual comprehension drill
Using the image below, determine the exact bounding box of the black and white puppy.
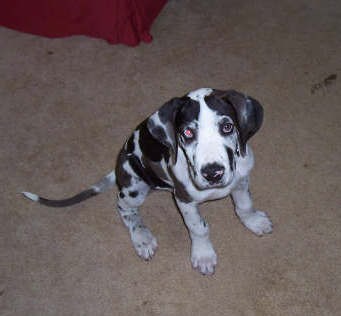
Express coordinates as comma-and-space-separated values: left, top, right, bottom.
23, 88, 272, 275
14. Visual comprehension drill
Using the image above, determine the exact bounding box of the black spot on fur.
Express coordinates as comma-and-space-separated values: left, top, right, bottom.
119, 192, 125, 199
129, 191, 138, 198
116, 120, 173, 191
128, 153, 171, 190
226, 147, 235, 171
204, 94, 236, 118
115, 148, 132, 190
138, 120, 170, 162
175, 98, 200, 131
126, 134, 135, 153
235, 146, 240, 157
157, 97, 185, 124
169, 169, 193, 203
200, 218, 207, 227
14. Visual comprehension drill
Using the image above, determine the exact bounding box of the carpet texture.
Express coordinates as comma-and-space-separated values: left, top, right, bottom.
1, 1, 340, 315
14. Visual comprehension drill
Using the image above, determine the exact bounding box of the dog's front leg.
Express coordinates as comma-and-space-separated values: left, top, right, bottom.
175, 198, 217, 275
117, 181, 157, 261
231, 177, 272, 236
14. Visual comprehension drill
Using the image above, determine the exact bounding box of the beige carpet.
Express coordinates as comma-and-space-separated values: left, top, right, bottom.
1, 1, 340, 315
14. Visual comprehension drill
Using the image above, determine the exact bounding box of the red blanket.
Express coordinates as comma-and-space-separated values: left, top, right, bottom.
0, 0, 167, 46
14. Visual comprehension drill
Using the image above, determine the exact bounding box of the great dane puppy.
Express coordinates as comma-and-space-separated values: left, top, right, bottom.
23, 88, 272, 275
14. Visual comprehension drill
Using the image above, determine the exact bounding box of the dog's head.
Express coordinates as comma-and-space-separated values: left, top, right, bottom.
147, 88, 263, 189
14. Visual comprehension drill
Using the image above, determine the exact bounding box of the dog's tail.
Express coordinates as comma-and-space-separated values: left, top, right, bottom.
22, 170, 116, 207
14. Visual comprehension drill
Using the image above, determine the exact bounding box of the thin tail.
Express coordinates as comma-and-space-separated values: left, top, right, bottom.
22, 170, 116, 207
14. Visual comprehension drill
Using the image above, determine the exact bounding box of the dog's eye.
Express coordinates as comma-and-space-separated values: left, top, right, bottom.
221, 122, 234, 135
183, 128, 194, 139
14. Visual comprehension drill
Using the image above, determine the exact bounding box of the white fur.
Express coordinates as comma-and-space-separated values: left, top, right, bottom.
187, 88, 213, 101
240, 210, 273, 236
92, 170, 116, 193
105, 171, 116, 182
196, 95, 234, 187
22, 191, 39, 202
132, 130, 143, 160
149, 112, 174, 151
231, 177, 272, 235
175, 199, 217, 275
131, 226, 158, 260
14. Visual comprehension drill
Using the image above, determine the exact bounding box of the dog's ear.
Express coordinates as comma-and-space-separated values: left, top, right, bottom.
223, 90, 264, 156
147, 98, 183, 163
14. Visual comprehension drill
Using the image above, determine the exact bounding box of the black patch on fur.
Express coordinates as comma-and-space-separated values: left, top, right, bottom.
157, 96, 190, 124
175, 98, 200, 131
204, 94, 237, 119
150, 125, 167, 146
138, 120, 170, 162
226, 147, 235, 171
200, 218, 207, 227
235, 146, 240, 157
129, 191, 138, 198
126, 135, 135, 153
115, 149, 132, 190
116, 119, 174, 192
169, 169, 193, 203
119, 192, 125, 199
128, 154, 171, 190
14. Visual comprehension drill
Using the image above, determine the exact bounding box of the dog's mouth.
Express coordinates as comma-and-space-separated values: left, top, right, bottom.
194, 178, 231, 190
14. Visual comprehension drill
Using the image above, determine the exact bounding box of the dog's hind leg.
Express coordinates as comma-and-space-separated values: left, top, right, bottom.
117, 179, 157, 260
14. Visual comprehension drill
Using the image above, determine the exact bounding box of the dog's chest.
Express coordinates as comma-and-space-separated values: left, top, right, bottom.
190, 184, 234, 202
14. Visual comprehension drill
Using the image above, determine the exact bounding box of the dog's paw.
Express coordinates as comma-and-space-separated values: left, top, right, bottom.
191, 240, 217, 275
242, 210, 273, 236
131, 227, 158, 260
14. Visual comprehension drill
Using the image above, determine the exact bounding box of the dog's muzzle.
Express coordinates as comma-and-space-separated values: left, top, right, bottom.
201, 163, 225, 184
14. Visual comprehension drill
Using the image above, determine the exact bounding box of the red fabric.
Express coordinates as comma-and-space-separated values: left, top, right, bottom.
0, 0, 167, 46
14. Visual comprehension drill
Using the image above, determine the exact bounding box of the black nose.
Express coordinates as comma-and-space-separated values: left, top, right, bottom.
201, 163, 225, 183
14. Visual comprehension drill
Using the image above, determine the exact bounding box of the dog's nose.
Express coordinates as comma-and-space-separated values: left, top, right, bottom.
201, 163, 225, 183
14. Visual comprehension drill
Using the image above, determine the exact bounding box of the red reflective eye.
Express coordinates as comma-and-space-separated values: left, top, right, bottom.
183, 128, 194, 138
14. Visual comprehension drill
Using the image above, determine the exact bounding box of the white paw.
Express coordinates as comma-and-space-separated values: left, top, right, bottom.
191, 240, 217, 275
242, 210, 273, 236
131, 227, 158, 260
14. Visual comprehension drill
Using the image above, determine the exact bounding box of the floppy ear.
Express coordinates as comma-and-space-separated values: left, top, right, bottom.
147, 98, 183, 163
223, 90, 264, 156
